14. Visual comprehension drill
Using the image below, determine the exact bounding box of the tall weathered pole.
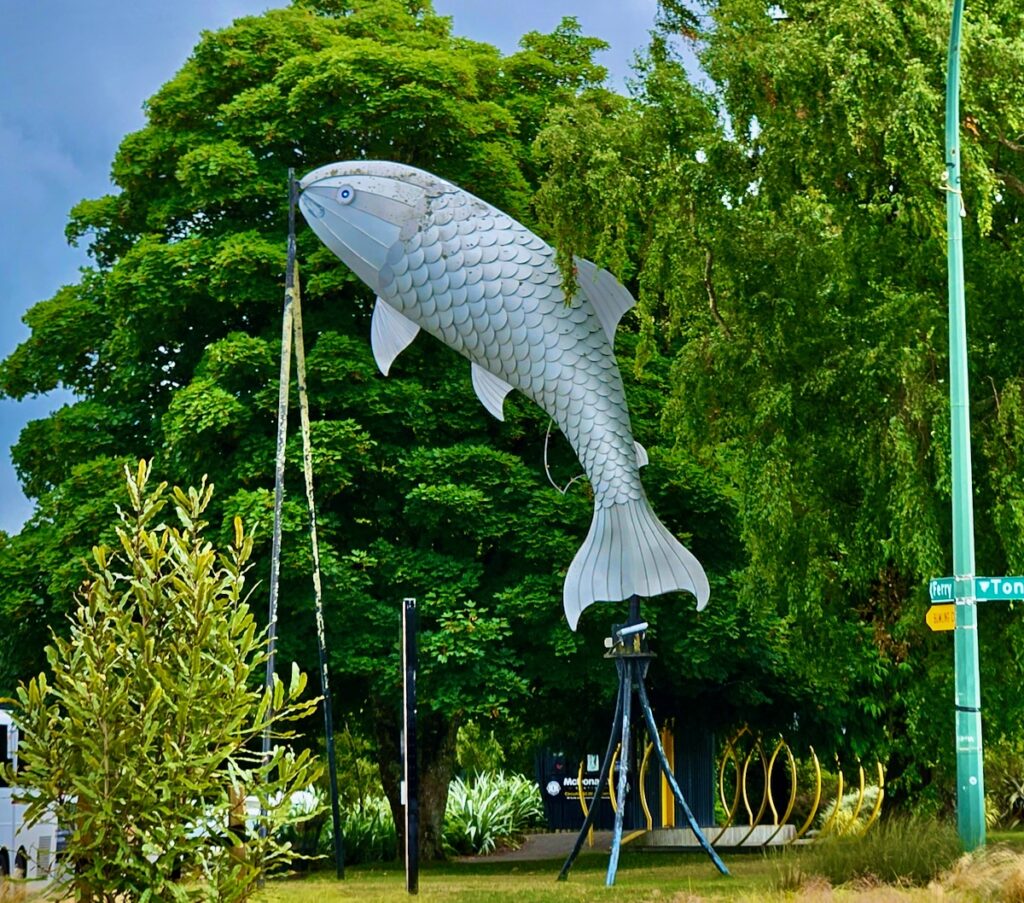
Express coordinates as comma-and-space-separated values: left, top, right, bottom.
944, 0, 985, 850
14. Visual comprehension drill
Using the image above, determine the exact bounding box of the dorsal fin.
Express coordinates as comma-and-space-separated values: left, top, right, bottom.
371, 297, 420, 376
471, 362, 514, 421
574, 257, 637, 348
635, 441, 649, 468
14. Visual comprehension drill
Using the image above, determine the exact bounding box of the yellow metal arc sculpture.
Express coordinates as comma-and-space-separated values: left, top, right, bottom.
574, 725, 885, 848
717, 727, 886, 847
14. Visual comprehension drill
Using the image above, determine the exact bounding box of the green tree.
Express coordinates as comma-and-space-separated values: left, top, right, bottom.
0, 0, 757, 860
536, 0, 1024, 808
2, 461, 321, 901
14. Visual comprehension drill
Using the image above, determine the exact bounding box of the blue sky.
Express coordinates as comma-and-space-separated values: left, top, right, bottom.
0, 0, 658, 534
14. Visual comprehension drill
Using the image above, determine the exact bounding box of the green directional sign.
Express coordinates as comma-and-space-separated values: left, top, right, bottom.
975, 577, 1024, 602
929, 576, 1024, 604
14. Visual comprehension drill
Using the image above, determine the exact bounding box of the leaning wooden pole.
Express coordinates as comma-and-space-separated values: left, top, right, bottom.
261, 170, 297, 780
290, 190, 345, 876
290, 258, 345, 877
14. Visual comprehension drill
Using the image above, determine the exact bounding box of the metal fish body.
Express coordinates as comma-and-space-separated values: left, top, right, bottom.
299, 161, 709, 629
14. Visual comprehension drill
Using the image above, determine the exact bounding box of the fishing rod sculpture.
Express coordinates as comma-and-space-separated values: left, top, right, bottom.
297, 161, 729, 882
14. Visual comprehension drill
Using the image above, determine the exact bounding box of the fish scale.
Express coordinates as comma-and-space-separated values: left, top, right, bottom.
379, 193, 642, 509
299, 160, 710, 630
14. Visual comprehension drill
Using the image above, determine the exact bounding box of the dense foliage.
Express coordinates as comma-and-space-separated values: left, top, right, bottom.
2, 462, 321, 901
442, 771, 545, 856
535, 0, 1024, 807
0, 0, 757, 859
3, 0, 1022, 845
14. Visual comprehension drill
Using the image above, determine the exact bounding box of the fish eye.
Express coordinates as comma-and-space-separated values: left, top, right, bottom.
336, 184, 355, 205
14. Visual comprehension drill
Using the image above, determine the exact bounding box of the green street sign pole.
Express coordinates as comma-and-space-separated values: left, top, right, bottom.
945, 0, 985, 850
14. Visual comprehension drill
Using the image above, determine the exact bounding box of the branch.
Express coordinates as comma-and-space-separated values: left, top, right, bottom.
989, 376, 1001, 416
997, 168, 1024, 199
997, 133, 1024, 154
704, 249, 731, 337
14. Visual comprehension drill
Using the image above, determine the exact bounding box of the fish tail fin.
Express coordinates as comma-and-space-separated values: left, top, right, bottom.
563, 498, 710, 631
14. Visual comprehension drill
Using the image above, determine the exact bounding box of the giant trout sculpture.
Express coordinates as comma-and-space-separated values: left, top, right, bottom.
299, 161, 709, 629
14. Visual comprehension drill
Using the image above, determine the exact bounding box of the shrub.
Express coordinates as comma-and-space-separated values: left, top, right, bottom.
0, 462, 322, 902
774, 816, 961, 889
275, 788, 328, 861
984, 738, 1024, 829
332, 725, 383, 810
818, 784, 882, 835
311, 770, 544, 864
456, 721, 505, 777
443, 771, 544, 856
318, 796, 397, 864
788, 759, 841, 831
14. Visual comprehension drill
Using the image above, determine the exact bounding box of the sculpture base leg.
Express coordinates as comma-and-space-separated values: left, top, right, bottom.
558, 617, 730, 883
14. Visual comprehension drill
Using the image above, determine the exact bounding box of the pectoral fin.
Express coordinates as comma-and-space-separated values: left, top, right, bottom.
574, 257, 637, 349
471, 362, 514, 421
371, 297, 420, 376
635, 441, 649, 468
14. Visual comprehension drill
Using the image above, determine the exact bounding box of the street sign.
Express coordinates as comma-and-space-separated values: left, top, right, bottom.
927, 605, 956, 632
928, 576, 1024, 603
975, 577, 1024, 602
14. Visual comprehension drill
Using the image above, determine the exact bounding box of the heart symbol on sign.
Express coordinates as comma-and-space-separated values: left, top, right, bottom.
980, 581, 991, 592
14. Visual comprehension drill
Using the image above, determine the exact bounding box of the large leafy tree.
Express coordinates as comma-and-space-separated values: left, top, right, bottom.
537, 0, 1024, 808
0, 0, 769, 858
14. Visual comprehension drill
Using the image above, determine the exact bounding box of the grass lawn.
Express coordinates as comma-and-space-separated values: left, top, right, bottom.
9, 830, 1023, 900
259, 851, 767, 902
256, 832, 1024, 901
256, 847, 928, 902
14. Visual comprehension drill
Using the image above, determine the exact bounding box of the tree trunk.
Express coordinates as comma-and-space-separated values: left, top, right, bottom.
418, 712, 460, 860
373, 695, 404, 859
372, 694, 461, 862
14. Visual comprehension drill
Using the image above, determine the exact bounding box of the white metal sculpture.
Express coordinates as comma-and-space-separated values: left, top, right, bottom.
298, 161, 709, 630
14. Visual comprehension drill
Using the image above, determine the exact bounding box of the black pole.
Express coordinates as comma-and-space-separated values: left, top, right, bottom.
402, 598, 419, 895
628, 594, 641, 625
318, 569, 345, 878
287, 169, 345, 878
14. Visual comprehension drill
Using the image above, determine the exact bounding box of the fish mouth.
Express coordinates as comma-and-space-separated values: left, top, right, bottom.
298, 161, 449, 293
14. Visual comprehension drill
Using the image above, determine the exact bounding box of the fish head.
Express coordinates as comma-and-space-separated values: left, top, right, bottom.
298, 161, 453, 293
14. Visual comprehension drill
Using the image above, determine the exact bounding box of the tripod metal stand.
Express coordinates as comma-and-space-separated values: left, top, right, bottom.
558, 599, 729, 885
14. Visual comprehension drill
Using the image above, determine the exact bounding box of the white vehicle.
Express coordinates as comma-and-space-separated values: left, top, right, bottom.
0, 706, 59, 880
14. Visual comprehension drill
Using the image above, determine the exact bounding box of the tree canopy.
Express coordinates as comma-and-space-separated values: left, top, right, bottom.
536, 0, 1024, 805
0, 0, 774, 858
4, 0, 1023, 840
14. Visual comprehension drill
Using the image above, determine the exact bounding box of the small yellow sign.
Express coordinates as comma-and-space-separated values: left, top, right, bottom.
927, 604, 956, 632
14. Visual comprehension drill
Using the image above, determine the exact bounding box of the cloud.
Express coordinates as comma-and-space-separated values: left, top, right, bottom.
0, 115, 93, 354
0, 117, 91, 255
0, 1, 276, 534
